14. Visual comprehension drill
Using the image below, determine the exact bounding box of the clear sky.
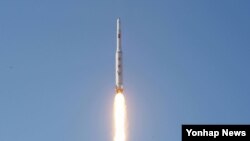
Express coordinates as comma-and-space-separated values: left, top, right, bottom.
1, 0, 250, 141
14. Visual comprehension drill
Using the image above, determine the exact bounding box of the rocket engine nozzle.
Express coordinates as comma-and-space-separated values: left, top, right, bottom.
116, 87, 124, 94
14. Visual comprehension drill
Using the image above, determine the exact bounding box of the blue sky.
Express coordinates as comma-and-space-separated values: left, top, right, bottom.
1, 0, 250, 141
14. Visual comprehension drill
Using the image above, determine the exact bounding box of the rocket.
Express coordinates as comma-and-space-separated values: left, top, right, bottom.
115, 18, 123, 93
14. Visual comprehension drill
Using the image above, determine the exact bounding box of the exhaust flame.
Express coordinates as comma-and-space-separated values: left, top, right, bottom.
113, 93, 127, 141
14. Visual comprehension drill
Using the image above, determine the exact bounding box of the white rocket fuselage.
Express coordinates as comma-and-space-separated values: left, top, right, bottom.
115, 18, 123, 93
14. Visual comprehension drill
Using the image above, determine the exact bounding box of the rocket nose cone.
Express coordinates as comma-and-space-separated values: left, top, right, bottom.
117, 18, 121, 25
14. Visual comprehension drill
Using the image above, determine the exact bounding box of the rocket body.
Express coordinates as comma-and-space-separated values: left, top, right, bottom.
115, 18, 123, 93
